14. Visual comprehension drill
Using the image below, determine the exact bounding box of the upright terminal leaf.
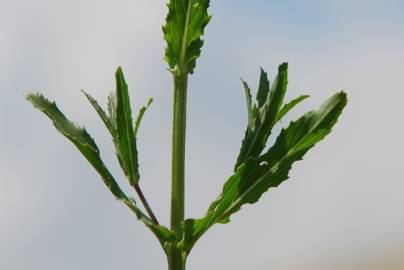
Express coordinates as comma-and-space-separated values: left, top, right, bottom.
115, 67, 140, 184
82, 90, 130, 176
235, 63, 288, 171
163, 0, 211, 74
181, 91, 347, 254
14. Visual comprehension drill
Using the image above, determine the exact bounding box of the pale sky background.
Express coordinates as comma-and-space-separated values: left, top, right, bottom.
1, 0, 404, 269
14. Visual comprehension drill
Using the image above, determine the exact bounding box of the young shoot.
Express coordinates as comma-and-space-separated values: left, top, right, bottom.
26, 1, 347, 270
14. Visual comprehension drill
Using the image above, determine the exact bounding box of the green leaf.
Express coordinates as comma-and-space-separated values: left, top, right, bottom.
134, 97, 153, 137
25, 92, 126, 199
82, 90, 132, 179
235, 63, 288, 171
115, 67, 140, 184
163, 0, 211, 74
181, 91, 347, 254
275, 94, 310, 124
241, 80, 256, 129
256, 67, 270, 108
26, 92, 173, 249
107, 91, 118, 130
81, 90, 116, 138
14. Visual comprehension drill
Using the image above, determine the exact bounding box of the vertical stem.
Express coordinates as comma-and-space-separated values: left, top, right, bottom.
169, 2, 192, 268
169, 73, 188, 270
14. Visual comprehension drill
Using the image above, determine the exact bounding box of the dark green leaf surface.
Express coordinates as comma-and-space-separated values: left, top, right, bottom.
115, 67, 140, 184
26, 92, 173, 249
256, 68, 270, 108
235, 63, 289, 171
181, 91, 347, 254
163, 0, 211, 74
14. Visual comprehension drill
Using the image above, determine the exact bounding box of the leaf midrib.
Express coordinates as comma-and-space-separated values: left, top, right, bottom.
179, 0, 194, 68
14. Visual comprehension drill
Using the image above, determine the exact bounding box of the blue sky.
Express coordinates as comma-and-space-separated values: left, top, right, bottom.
1, 1, 404, 270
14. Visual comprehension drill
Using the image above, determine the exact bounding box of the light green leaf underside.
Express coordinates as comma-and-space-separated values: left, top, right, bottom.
134, 97, 153, 136
241, 79, 256, 129
26, 92, 173, 249
275, 94, 310, 124
181, 91, 347, 254
81, 90, 115, 136
107, 91, 118, 130
82, 89, 131, 182
163, 0, 211, 74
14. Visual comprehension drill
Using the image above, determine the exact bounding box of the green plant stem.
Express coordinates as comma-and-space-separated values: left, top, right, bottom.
168, 73, 188, 270
133, 183, 159, 225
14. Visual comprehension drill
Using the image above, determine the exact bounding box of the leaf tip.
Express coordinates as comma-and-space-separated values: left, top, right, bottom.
115, 66, 124, 77
278, 62, 288, 72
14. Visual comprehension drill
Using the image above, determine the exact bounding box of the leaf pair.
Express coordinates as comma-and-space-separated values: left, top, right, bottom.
26, 67, 173, 250
180, 64, 347, 254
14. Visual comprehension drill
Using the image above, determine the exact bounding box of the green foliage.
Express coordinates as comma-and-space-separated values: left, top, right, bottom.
115, 67, 140, 185
25, 93, 124, 199
26, 68, 174, 249
26, 1, 347, 269
181, 89, 347, 253
235, 64, 289, 171
163, 0, 211, 74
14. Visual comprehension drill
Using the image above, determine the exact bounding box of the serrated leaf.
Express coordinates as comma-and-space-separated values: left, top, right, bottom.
182, 91, 347, 254
134, 97, 153, 137
81, 90, 116, 138
107, 91, 117, 130
81, 90, 128, 174
256, 68, 270, 108
163, 0, 211, 74
25, 92, 125, 199
26, 92, 173, 249
115, 67, 140, 184
275, 94, 310, 124
235, 63, 288, 171
241, 80, 256, 129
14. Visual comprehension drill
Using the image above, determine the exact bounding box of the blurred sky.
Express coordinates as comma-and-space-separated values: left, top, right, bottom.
1, 0, 404, 269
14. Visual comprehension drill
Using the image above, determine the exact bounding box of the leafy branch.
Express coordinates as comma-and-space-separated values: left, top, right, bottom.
26, 68, 172, 249
26, 1, 348, 269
